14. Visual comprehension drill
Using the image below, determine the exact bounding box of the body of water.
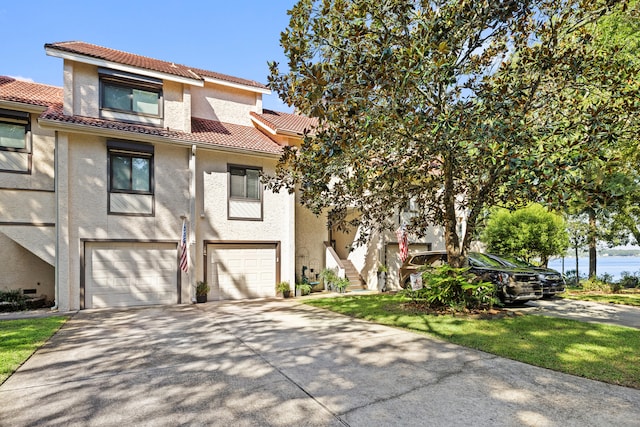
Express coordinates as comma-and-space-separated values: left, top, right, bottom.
548, 256, 640, 281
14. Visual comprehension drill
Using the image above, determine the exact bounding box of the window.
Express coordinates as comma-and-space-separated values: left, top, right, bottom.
111, 154, 151, 193
103, 82, 160, 116
230, 166, 261, 200
228, 165, 262, 220
108, 141, 154, 215
0, 109, 29, 151
99, 68, 163, 124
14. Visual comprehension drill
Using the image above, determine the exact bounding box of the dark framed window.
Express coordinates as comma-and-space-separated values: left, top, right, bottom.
108, 141, 153, 194
229, 166, 261, 200
0, 109, 29, 152
99, 68, 163, 119
228, 165, 263, 221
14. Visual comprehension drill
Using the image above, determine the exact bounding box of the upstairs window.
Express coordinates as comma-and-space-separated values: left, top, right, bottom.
111, 154, 151, 193
230, 166, 261, 200
228, 165, 262, 220
0, 109, 29, 151
99, 68, 163, 124
107, 140, 154, 216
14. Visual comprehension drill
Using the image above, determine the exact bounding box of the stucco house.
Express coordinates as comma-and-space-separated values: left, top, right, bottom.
0, 41, 442, 311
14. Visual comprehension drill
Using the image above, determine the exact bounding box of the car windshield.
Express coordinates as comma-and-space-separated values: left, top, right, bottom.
499, 256, 532, 268
469, 252, 505, 268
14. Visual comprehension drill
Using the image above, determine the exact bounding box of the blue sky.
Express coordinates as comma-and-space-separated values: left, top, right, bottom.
0, 0, 297, 112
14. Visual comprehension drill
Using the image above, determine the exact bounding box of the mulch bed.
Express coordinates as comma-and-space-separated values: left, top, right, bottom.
399, 302, 524, 320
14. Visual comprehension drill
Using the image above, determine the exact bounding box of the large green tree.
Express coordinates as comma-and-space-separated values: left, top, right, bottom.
558, 1, 640, 277
268, 0, 636, 267
481, 204, 569, 266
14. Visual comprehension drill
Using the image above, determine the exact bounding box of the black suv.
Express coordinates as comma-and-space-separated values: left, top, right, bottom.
485, 254, 566, 298
399, 251, 543, 303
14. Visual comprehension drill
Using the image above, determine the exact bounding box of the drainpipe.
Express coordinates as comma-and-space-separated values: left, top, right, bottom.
189, 144, 196, 302
52, 131, 59, 311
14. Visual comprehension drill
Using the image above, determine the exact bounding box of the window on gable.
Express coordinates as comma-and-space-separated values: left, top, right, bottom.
99, 68, 163, 125
108, 140, 154, 215
228, 165, 263, 220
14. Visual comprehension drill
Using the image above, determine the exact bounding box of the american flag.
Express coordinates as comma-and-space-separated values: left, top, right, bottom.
396, 225, 408, 262
179, 219, 188, 273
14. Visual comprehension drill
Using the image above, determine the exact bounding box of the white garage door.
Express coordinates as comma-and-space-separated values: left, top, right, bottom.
85, 242, 178, 309
208, 244, 277, 300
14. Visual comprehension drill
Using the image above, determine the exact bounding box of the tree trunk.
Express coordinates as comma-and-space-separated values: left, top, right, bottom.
575, 243, 580, 286
442, 153, 464, 268
588, 208, 597, 279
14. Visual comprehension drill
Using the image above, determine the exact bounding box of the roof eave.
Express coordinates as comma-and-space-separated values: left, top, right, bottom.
203, 76, 270, 94
45, 47, 205, 87
38, 117, 282, 158
250, 115, 308, 138
0, 100, 50, 113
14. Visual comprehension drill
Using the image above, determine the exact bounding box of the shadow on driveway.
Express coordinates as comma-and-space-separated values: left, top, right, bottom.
1, 300, 640, 426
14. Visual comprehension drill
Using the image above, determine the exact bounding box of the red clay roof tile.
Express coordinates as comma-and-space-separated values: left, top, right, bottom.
251, 109, 318, 135
40, 104, 282, 155
45, 41, 268, 91
0, 76, 63, 108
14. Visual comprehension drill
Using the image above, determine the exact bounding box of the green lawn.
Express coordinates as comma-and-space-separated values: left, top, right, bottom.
562, 289, 640, 307
0, 317, 68, 384
304, 294, 640, 389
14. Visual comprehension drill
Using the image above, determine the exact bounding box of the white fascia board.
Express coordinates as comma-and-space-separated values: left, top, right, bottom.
250, 116, 277, 135
0, 101, 48, 114
38, 117, 281, 158
45, 48, 204, 87
203, 76, 271, 94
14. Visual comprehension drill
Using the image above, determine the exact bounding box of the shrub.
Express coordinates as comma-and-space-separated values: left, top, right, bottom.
619, 272, 640, 289
0, 289, 27, 312
401, 265, 498, 311
582, 278, 620, 293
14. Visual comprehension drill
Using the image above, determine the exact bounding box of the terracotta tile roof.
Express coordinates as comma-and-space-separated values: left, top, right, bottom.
0, 76, 63, 108
40, 104, 282, 155
45, 41, 268, 91
251, 109, 318, 136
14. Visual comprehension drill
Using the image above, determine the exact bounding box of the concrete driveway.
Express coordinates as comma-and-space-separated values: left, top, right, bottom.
508, 297, 640, 329
1, 300, 640, 427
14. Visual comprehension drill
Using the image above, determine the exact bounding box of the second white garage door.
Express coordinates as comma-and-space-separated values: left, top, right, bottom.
207, 243, 277, 300
85, 242, 178, 309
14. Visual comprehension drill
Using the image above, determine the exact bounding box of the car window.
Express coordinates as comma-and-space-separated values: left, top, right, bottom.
469, 253, 504, 267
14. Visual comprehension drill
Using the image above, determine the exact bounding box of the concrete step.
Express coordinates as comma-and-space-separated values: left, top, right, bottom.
341, 259, 366, 290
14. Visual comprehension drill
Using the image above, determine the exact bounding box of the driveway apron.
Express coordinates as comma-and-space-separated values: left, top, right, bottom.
1, 300, 640, 426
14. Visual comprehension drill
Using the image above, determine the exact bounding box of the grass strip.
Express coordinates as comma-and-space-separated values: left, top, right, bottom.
0, 316, 68, 384
304, 294, 640, 389
563, 291, 640, 307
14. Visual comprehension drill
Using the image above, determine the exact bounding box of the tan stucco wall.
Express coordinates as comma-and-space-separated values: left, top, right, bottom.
164, 80, 190, 132
191, 83, 259, 126
55, 133, 191, 310
295, 196, 327, 283
0, 110, 57, 302
0, 232, 54, 302
0, 112, 56, 189
198, 150, 296, 287
68, 61, 99, 118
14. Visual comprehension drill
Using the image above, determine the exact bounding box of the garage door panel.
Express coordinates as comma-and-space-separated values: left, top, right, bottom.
86, 242, 178, 309
208, 244, 276, 300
